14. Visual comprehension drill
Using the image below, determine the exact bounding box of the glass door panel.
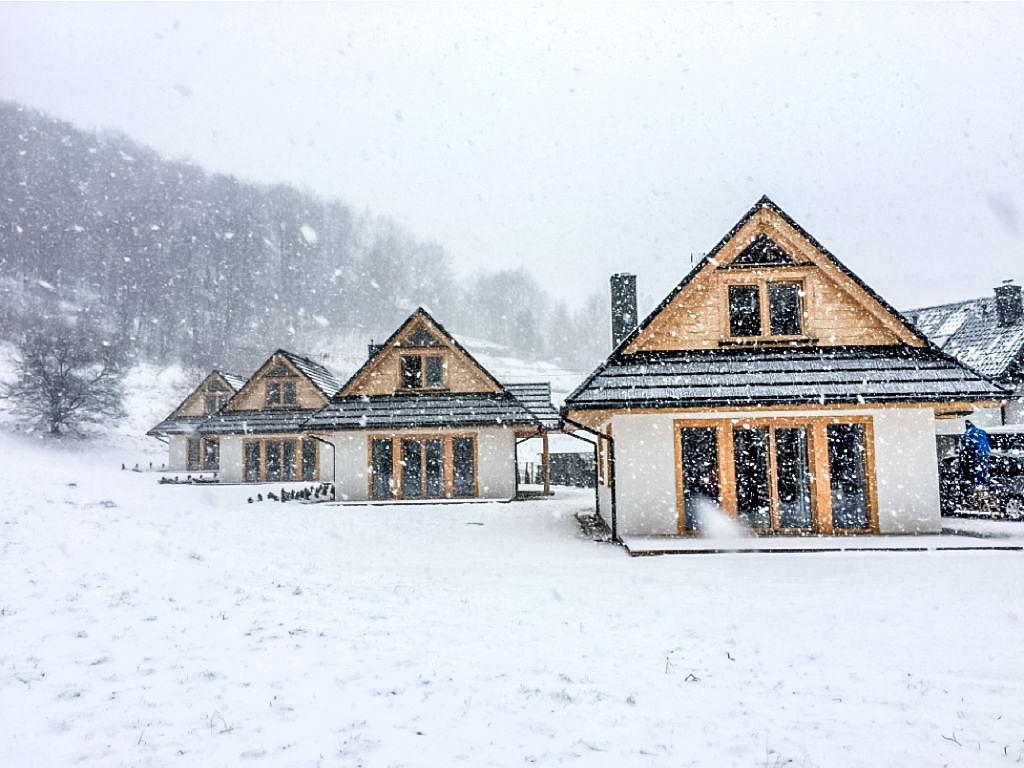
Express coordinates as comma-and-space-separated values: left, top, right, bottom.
680, 427, 719, 532
828, 423, 869, 529
453, 437, 475, 497
775, 427, 812, 528
371, 438, 394, 499
733, 427, 771, 528
282, 440, 297, 481
266, 441, 282, 481
425, 439, 445, 498
402, 439, 423, 499
244, 441, 261, 483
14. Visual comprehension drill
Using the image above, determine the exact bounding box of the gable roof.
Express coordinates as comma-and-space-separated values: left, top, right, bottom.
566, 198, 1006, 412
505, 382, 561, 430
148, 369, 246, 436
565, 345, 1008, 411
277, 350, 343, 398
905, 296, 1024, 381
613, 195, 931, 357
337, 306, 505, 398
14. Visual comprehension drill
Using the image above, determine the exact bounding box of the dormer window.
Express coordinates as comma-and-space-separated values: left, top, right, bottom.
728, 281, 804, 339
266, 381, 297, 406
401, 354, 444, 389
204, 394, 230, 413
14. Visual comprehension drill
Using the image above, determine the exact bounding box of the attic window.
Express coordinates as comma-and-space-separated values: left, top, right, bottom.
404, 328, 442, 347
728, 281, 804, 339
204, 394, 229, 413
729, 285, 761, 336
268, 363, 295, 377
401, 354, 445, 389
729, 234, 798, 267
266, 381, 297, 406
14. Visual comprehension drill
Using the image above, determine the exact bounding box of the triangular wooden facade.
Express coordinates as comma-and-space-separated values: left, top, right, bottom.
167, 370, 242, 419
227, 351, 332, 411
621, 197, 927, 354
339, 307, 504, 398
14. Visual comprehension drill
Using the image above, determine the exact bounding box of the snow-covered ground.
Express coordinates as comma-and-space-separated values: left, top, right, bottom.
2, 429, 1024, 767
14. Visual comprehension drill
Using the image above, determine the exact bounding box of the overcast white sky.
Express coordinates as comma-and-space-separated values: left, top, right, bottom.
1, 2, 1022, 314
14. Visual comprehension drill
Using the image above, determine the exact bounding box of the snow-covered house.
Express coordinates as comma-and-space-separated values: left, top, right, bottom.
563, 197, 1007, 538
905, 283, 1024, 452
148, 369, 246, 472
189, 350, 342, 483
304, 307, 549, 501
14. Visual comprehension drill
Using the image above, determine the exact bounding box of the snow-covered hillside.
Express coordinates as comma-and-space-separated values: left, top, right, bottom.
2, 427, 1023, 767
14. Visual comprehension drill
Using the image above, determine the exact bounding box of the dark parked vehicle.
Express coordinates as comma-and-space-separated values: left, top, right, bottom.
939, 450, 1024, 520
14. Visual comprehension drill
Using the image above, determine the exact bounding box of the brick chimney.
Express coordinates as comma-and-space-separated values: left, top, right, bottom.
610, 273, 638, 349
995, 280, 1023, 327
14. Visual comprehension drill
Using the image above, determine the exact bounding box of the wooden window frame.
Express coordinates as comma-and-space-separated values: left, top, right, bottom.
204, 394, 229, 414
187, 436, 220, 471
265, 381, 297, 407
366, 433, 478, 500
241, 437, 318, 483
673, 415, 878, 536
398, 354, 446, 391
724, 277, 807, 342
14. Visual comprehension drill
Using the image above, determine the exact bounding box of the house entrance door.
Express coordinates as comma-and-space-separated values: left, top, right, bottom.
733, 425, 812, 532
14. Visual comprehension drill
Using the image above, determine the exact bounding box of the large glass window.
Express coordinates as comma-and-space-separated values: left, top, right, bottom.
266, 382, 281, 405
203, 438, 220, 471
302, 439, 317, 482
266, 441, 283, 481
426, 439, 445, 497
453, 437, 476, 497
402, 439, 424, 499
282, 441, 297, 481
728, 285, 761, 336
768, 283, 802, 336
828, 423, 869, 529
733, 427, 771, 528
679, 427, 719, 531
244, 441, 261, 482
775, 427, 811, 527
187, 437, 201, 471
372, 438, 394, 499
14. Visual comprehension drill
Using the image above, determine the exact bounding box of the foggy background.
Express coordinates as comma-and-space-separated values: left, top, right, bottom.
1, 2, 1022, 377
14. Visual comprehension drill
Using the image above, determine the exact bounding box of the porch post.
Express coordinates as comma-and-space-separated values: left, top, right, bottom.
542, 432, 551, 495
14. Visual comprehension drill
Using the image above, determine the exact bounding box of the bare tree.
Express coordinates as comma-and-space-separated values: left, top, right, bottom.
3, 316, 126, 435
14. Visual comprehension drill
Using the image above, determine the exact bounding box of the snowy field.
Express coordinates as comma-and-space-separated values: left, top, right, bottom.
2, 430, 1024, 768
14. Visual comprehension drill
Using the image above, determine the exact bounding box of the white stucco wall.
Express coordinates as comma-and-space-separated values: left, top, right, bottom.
219, 435, 244, 483
608, 413, 680, 536
872, 408, 942, 533
167, 436, 187, 471
323, 427, 517, 502
604, 406, 944, 536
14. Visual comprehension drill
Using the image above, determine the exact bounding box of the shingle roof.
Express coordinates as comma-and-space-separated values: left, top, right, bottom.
279, 350, 342, 397
147, 415, 208, 437
505, 382, 561, 430
199, 408, 320, 435
564, 346, 1008, 411
305, 393, 541, 431
904, 298, 1024, 380
221, 372, 247, 391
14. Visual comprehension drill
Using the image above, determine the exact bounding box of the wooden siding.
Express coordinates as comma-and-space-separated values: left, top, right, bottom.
169, 371, 238, 418
228, 352, 329, 411
624, 207, 924, 353
342, 311, 503, 397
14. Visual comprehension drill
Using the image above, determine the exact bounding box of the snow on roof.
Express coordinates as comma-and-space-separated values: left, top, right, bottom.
279, 350, 343, 397
905, 296, 1024, 380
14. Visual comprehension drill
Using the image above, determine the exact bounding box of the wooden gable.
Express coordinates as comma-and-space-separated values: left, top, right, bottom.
227, 351, 330, 411
340, 308, 504, 397
168, 371, 240, 418
622, 199, 927, 354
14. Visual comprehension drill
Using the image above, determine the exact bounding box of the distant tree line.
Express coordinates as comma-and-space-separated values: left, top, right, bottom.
0, 100, 609, 378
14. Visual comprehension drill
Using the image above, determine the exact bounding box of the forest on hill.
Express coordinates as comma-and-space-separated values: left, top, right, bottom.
0, 100, 609, 378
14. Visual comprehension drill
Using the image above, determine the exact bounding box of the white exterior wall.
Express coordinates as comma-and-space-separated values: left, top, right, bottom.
609, 413, 680, 535
218, 435, 244, 483
323, 427, 517, 502
872, 409, 942, 533
167, 436, 187, 471
328, 432, 369, 501
606, 406, 943, 536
